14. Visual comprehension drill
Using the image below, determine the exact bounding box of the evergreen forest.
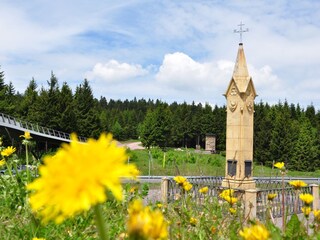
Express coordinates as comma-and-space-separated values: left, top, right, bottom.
0, 68, 320, 172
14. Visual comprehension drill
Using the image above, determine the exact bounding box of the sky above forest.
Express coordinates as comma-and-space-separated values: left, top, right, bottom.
1, 0, 320, 109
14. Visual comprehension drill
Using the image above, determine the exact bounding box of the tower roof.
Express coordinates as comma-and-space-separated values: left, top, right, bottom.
225, 43, 257, 97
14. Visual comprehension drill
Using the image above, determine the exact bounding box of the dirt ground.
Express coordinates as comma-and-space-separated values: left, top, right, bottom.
118, 141, 145, 150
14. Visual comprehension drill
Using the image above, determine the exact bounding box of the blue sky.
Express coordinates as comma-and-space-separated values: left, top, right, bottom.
1, 0, 320, 109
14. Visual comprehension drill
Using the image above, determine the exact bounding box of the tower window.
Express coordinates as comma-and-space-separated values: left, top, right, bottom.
227, 160, 237, 177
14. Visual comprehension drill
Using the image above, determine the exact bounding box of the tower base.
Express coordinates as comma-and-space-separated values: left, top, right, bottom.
221, 178, 256, 190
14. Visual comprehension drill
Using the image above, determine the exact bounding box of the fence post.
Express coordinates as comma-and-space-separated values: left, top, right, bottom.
244, 189, 258, 220
161, 177, 169, 204
311, 184, 319, 210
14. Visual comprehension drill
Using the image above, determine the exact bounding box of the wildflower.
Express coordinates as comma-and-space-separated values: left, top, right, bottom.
302, 206, 312, 218
211, 226, 216, 234
173, 176, 187, 186
130, 186, 138, 194
274, 162, 285, 170
267, 193, 277, 201
190, 217, 198, 226
0, 159, 5, 167
239, 223, 270, 240
157, 203, 163, 208
1, 146, 16, 157
20, 131, 32, 140
314, 209, 320, 221
27, 133, 139, 224
224, 196, 238, 205
127, 199, 168, 240
32, 238, 45, 240
219, 189, 235, 199
229, 208, 237, 214
182, 181, 193, 191
299, 193, 313, 205
199, 186, 209, 194
289, 180, 307, 190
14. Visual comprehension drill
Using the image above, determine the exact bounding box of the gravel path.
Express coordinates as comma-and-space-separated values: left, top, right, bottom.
118, 141, 145, 150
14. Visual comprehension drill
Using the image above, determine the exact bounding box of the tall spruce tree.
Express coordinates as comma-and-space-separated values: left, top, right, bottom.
269, 101, 295, 166
254, 102, 272, 166
0, 66, 9, 113
19, 78, 38, 118
139, 103, 173, 149
74, 79, 100, 137
59, 82, 76, 133
291, 117, 318, 171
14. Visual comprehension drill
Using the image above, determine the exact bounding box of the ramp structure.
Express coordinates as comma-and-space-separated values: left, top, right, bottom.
0, 112, 86, 148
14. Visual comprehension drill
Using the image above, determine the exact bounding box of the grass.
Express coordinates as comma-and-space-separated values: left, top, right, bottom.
128, 149, 225, 176
128, 148, 320, 178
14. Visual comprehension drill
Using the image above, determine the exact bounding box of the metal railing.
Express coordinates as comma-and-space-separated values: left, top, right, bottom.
163, 176, 318, 221
0, 112, 87, 142
256, 186, 312, 220
166, 176, 223, 202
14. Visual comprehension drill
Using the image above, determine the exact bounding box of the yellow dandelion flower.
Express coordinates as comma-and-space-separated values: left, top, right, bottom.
20, 131, 32, 140
219, 189, 234, 199
229, 208, 237, 214
267, 193, 277, 201
27, 133, 139, 224
211, 226, 216, 234
130, 186, 138, 194
289, 180, 307, 190
0, 159, 5, 167
32, 238, 45, 240
173, 176, 187, 186
156, 203, 163, 208
224, 196, 238, 205
314, 209, 320, 221
127, 199, 168, 240
1, 146, 16, 157
182, 181, 193, 191
199, 186, 209, 194
302, 206, 312, 218
274, 162, 285, 170
299, 193, 313, 205
190, 217, 198, 226
239, 223, 270, 240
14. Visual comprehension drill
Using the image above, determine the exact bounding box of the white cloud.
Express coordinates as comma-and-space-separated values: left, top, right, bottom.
155, 53, 234, 94
154, 52, 283, 105
86, 60, 148, 82
249, 65, 282, 91
156, 52, 209, 89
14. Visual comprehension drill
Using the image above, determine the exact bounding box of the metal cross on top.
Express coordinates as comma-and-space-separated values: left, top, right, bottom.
234, 21, 249, 43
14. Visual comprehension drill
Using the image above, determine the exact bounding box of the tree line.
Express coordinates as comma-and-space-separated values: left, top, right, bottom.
0, 68, 319, 171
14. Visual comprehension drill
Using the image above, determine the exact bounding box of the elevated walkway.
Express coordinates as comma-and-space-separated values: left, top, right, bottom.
0, 112, 86, 148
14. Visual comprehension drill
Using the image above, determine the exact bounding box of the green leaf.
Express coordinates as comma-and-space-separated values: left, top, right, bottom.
284, 214, 307, 240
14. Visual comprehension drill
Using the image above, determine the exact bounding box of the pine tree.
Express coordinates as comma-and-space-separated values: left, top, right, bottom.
254, 102, 272, 166
291, 117, 318, 171
269, 101, 295, 166
0, 66, 9, 113
74, 79, 100, 137
19, 78, 38, 118
59, 82, 76, 133
139, 104, 173, 149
